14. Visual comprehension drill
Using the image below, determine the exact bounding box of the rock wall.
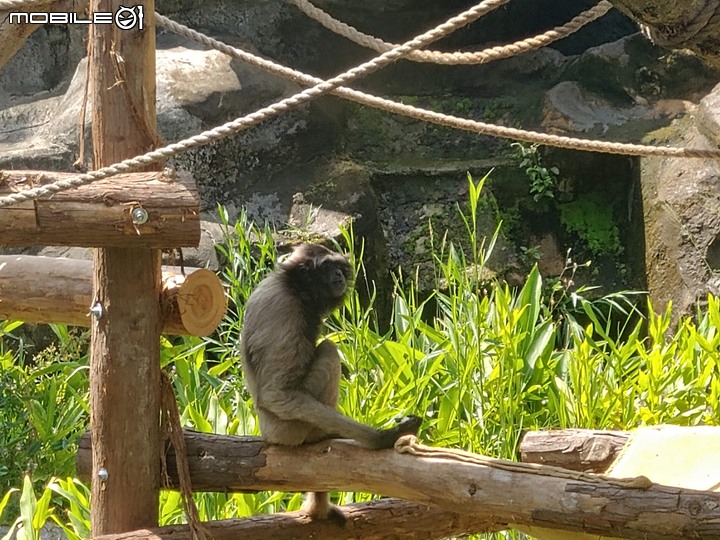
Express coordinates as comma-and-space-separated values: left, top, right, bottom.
640, 87, 720, 317
1, 1, 719, 316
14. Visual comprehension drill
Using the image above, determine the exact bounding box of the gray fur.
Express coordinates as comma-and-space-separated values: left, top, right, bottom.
241, 243, 421, 521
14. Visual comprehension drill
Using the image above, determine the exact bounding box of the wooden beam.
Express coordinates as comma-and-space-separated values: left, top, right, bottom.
0, 0, 88, 70
89, 0, 161, 535
0, 170, 199, 248
91, 498, 503, 540
520, 429, 630, 472
0, 256, 226, 336
77, 431, 720, 539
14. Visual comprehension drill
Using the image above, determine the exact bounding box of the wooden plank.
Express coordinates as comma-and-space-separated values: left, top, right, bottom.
520, 429, 630, 472
0, 170, 199, 248
89, 0, 162, 534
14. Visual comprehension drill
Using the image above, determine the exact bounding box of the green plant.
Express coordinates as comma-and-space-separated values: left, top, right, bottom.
511, 142, 559, 202
207, 206, 277, 362
559, 194, 623, 257
48, 478, 90, 540
544, 250, 645, 350
453, 97, 473, 115
3, 175, 720, 540
482, 98, 516, 123
0, 324, 88, 501
519, 245, 541, 266
1, 475, 54, 540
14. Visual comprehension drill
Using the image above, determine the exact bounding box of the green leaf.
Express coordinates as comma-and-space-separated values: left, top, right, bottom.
32, 485, 54, 530
0, 320, 24, 334
0, 488, 18, 517
19, 476, 37, 540
516, 266, 541, 327
187, 404, 213, 433
523, 320, 556, 384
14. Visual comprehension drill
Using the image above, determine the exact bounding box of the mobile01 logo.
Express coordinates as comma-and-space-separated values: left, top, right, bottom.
8, 5, 144, 30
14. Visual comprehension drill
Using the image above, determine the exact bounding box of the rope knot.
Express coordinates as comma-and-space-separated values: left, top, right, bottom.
394, 434, 419, 454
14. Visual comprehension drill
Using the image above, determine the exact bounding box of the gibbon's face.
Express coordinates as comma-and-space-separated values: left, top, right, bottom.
281, 243, 353, 309
323, 258, 348, 299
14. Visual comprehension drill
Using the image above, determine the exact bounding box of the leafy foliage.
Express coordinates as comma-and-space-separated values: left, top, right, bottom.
1, 177, 720, 540
511, 142, 558, 203
559, 194, 623, 257
0, 324, 88, 510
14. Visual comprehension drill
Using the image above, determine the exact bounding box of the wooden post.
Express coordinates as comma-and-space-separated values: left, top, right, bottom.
89, 1, 161, 535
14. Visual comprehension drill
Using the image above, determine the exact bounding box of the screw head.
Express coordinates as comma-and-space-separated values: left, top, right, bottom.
89, 302, 104, 319
97, 468, 109, 482
131, 207, 149, 225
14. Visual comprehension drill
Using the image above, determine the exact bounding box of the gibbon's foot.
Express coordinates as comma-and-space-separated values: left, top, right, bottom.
395, 414, 422, 436
301, 494, 347, 526
325, 505, 347, 526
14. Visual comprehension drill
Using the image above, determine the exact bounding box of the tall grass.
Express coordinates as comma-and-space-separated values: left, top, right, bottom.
1, 174, 720, 539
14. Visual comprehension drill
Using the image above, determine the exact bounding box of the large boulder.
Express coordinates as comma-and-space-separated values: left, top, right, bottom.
639, 85, 720, 318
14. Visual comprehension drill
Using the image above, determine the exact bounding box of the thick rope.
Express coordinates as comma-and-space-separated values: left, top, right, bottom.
290, 0, 613, 65
160, 373, 210, 540
4, 4, 720, 208
155, 14, 720, 161
0, 0, 53, 8
0, 0, 505, 208
395, 436, 653, 489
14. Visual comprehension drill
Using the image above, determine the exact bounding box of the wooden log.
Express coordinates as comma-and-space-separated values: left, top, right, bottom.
77, 431, 720, 539
0, 255, 225, 336
162, 267, 227, 336
520, 429, 630, 472
89, 0, 162, 535
92, 498, 503, 540
0, 0, 87, 70
0, 169, 199, 248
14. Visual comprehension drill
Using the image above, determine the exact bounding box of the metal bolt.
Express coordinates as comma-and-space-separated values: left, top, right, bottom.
131, 206, 149, 225
97, 468, 109, 482
90, 302, 104, 319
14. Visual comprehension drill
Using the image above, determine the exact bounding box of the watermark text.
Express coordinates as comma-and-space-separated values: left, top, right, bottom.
9, 5, 144, 30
